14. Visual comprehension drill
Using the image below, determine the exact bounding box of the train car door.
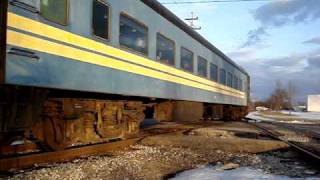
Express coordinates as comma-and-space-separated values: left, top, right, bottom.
0, 0, 8, 83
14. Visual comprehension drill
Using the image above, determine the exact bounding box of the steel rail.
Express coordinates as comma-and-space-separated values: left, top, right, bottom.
275, 123, 320, 140
244, 118, 320, 161
0, 138, 141, 173
0, 127, 192, 173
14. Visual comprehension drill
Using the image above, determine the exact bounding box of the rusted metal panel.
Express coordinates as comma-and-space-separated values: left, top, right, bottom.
155, 101, 173, 121
223, 105, 248, 121
172, 101, 204, 122
211, 105, 224, 120
31, 98, 145, 150
0, 0, 8, 84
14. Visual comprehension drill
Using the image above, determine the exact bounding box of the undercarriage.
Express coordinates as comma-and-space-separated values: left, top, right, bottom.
0, 86, 146, 150
0, 86, 248, 151
29, 98, 145, 150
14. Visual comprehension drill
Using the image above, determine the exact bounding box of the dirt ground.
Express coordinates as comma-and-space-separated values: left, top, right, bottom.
2, 121, 319, 180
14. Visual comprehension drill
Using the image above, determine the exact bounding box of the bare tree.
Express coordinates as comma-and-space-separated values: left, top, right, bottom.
265, 80, 298, 112
286, 81, 297, 114
267, 80, 289, 111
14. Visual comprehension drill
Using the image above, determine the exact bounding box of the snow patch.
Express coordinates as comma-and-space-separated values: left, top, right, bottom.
281, 111, 320, 120
246, 111, 320, 124
170, 166, 319, 180
246, 112, 274, 122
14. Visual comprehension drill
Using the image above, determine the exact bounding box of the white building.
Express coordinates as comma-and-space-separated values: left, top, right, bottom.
308, 95, 320, 112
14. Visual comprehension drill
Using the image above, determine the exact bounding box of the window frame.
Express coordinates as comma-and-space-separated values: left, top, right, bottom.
219, 68, 226, 85
209, 63, 218, 82
197, 56, 208, 78
156, 32, 176, 66
119, 12, 149, 56
40, 0, 69, 26
92, 0, 111, 41
180, 47, 194, 73
239, 79, 243, 91
227, 72, 233, 88
233, 76, 238, 89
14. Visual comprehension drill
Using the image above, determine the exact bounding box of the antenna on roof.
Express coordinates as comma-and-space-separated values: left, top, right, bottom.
185, 12, 201, 30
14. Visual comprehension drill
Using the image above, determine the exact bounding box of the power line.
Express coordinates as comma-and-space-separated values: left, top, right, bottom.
161, 0, 273, 4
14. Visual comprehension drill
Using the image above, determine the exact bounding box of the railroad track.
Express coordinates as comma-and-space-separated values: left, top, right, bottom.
244, 117, 320, 161
274, 123, 320, 140
0, 126, 191, 173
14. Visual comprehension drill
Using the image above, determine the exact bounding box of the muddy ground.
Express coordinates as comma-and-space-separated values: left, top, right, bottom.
2, 121, 320, 180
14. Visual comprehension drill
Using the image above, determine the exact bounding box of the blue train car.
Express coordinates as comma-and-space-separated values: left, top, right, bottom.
0, 0, 249, 150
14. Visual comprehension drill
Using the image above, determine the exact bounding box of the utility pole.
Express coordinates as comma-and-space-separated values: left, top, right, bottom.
185, 12, 201, 30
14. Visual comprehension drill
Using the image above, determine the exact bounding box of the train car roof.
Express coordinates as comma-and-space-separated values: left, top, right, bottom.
141, 0, 249, 76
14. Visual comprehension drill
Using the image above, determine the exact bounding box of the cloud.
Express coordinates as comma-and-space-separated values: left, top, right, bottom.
242, 0, 320, 48
232, 48, 320, 101
240, 27, 269, 48
303, 37, 320, 45
308, 55, 320, 68
227, 49, 256, 61
266, 55, 308, 73
254, 0, 320, 27
265, 54, 306, 66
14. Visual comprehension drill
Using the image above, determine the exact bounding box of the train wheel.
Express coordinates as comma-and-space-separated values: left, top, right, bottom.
30, 100, 68, 151
42, 116, 67, 151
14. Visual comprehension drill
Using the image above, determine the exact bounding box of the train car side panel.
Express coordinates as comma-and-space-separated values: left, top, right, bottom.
5, 47, 246, 106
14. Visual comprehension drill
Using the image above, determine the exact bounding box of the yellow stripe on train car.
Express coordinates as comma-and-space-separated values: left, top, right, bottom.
7, 30, 245, 99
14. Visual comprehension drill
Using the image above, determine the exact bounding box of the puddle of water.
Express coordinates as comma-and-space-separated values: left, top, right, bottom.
169, 166, 320, 180
234, 131, 272, 140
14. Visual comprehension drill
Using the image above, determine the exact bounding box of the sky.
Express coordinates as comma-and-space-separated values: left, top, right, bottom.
158, 0, 320, 103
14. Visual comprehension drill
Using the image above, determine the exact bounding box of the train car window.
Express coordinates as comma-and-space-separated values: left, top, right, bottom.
197, 56, 207, 77
180, 47, 194, 72
219, 69, 226, 85
120, 14, 148, 55
92, 0, 110, 40
156, 33, 175, 66
239, 79, 243, 91
210, 63, 218, 82
40, 0, 68, 25
227, 72, 233, 87
233, 76, 238, 89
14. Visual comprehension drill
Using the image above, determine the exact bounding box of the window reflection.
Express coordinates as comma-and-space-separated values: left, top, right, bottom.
198, 56, 207, 77
156, 33, 175, 65
219, 69, 226, 85
41, 0, 68, 25
120, 15, 148, 54
92, 0, 109, 40
181, 48, 193, 72
210, 63, 218, 82
233, 76, 238, 89
227, 72, 233, 87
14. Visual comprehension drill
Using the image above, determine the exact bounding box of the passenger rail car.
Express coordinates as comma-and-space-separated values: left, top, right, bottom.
0, 0, 250, 150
